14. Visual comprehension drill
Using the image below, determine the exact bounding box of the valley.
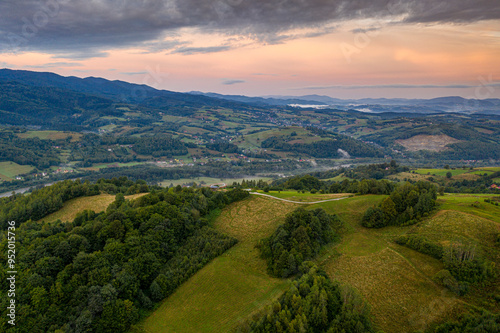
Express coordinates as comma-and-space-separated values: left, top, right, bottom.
0, 70, 499, 196
2, 1, 500, 331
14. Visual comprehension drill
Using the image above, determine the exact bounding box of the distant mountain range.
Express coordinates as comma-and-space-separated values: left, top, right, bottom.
192, 92, 500, 114
1, 68, 499, 116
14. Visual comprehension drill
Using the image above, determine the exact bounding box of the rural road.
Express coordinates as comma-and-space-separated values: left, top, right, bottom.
250, 192, 350, 204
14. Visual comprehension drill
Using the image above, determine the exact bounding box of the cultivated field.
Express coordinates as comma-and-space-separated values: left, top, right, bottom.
414, 168, 471, 177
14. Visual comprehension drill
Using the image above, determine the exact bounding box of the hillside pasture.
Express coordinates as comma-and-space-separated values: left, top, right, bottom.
17, 130, 82, 141
137, 192, 500, 333
311, 195, 466, 332
414, 168, 470, 177
256, 190, 351, 202
141, 195, 298, 333
0, 161, 35, 181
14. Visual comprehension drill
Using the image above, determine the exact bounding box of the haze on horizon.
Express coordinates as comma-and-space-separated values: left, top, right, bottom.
1, 0, 499, 99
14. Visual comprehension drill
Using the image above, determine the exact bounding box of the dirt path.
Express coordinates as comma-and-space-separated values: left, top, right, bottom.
250, 192, 350, 204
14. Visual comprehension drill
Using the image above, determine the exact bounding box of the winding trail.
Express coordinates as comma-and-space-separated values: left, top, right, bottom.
250, 192, 350, 204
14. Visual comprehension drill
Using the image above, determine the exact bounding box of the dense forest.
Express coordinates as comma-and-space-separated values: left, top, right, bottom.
343, 160, 409, 180
235, 263, 374, 333
0, 132, 60, 168
206, 141, 240, 153
261, 134, 384, 158
258, 208, 342, 278
362, 181, 437, 228
0, 184, 249, 332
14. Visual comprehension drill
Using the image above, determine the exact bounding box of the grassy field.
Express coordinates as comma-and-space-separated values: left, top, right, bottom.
481, 167, 500, 172
438, 194, 500, 223
469, 170, 496, 176
414, 168, 470, 177
309, 195, 470, 333
88, 161, 145, 170
37, 193, 147, 223
324, 174, 352, 182
0, 161, 34, 181
141, 196, 298, 333
410, 210, 500, 250
410, 194, 500, 313
388, 171, 434, 182
393, 167, 500, 182
17, 130, 82, 141
256, 190, 351, 202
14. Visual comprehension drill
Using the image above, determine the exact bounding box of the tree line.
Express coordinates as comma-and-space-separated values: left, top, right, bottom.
269, 174, 395, 195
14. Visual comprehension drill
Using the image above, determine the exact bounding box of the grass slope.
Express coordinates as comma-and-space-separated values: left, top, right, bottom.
141, 196, 299, 333
311, 195, 466, 333
37, 193, 147, 223
16, 130, 82, 141
408, 195, 500, 314
0, 161, 34, 181
255, 190, 350, 202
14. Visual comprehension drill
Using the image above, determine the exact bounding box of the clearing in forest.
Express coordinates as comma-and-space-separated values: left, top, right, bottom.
396, 134, 460, 152
37, 193, 147, 223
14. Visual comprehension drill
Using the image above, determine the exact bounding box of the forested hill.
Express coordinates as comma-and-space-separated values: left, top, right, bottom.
0, 69, 257, 108
0, 69, 263, 128
0, 183, 250, 332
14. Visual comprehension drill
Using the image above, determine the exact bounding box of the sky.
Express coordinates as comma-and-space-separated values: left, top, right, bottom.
0, 0, 499, 99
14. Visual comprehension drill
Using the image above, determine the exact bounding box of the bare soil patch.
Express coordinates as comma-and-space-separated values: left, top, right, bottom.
396, 135, 460, 152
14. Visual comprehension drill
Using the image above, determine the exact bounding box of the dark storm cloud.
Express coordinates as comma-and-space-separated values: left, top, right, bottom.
1, 0, 498, 57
